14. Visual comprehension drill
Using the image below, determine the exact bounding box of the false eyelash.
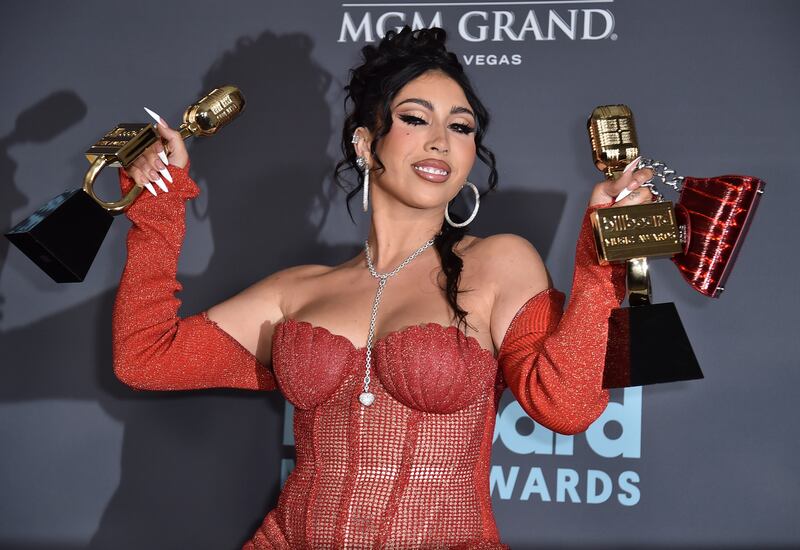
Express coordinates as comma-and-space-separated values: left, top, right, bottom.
399, 114, 475, 135
451, 123, 476, 135
399, 114, 426, 126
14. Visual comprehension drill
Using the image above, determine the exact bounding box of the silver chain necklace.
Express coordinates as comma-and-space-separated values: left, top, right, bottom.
359, 236, 436, 407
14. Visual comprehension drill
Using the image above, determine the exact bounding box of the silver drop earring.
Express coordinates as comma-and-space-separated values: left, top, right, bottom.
445, 181, 480, 227
352, 132, 370, 213
356, 156, 369, 212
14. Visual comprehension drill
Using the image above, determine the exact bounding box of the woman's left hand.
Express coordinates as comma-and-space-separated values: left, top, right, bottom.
588, 162, 655, 208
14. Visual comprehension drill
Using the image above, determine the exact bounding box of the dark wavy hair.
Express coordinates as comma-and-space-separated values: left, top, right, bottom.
334, 26, 498, 334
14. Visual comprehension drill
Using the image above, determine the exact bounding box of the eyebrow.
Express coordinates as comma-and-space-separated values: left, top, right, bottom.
395, 98, 475, 119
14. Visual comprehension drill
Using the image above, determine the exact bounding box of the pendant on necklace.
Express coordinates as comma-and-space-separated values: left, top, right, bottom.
360, 235, 436, 410
359, 392, 375, 407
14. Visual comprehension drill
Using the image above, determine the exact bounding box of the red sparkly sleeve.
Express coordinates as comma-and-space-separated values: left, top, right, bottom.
497, 202, 626, 434
112, 165, 277, 391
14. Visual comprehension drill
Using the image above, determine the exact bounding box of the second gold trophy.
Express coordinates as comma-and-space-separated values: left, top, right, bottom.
587, 105, 703, 388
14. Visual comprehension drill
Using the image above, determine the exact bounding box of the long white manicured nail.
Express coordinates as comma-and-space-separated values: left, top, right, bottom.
158, 167, 173, 183
144, 107, 167, 127
614, 187, 632, 204
623, 155, 642, 175
153, 177, 169, 193
144, 182, 158, 196
158, 150, 170, 166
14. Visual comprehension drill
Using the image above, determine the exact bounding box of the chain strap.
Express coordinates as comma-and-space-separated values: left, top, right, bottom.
636, 157, 685, 201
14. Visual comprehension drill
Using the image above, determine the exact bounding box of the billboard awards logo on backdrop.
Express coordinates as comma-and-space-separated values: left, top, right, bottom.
491, 389, 642, 507
337, 1, 618, 66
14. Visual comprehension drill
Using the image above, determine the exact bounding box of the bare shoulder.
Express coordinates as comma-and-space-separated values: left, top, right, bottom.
205, 263, 334, 365
461, 233, 552, 348
461, 233, 549, 286
208, 263, 333, 324
249, 263, 334, 293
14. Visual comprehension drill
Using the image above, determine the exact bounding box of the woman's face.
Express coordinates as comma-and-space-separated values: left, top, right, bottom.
367, 70, 478, 211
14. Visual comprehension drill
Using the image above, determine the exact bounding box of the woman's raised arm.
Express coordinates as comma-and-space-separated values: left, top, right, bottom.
489, 205, 624, 434
112, 120, 280, 391
490, 167, 654, 434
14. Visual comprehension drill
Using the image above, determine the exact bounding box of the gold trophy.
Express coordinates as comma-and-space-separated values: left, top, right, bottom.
5, 86, 245, 282
588, 105, 703, 388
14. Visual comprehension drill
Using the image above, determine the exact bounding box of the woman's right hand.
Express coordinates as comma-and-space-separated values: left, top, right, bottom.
122, 116, 189, 195
588, 157, 654, 208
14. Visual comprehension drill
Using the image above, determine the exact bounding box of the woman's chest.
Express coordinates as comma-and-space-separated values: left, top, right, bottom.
271, 318, 501, 414
283, 260, 496, 352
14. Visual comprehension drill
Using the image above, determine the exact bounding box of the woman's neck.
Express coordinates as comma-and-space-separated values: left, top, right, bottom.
366, 202, 442, 272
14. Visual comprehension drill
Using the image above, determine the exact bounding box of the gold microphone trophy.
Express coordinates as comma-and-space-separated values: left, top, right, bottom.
5, 86, 245, 282
588, 105, 703, 388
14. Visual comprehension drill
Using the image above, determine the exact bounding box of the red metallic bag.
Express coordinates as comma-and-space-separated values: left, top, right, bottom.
637, 160, 765, 299
672, 175, 765, 298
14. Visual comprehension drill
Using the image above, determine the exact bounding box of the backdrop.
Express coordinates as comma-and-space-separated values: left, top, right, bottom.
1, 1, 798, 548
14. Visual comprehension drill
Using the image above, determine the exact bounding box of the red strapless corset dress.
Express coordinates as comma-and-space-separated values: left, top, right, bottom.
112, 165, 625, 548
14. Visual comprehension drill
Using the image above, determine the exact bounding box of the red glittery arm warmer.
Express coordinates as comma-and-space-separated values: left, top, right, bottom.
112, 165, 276, 391
497, 203, 626, 434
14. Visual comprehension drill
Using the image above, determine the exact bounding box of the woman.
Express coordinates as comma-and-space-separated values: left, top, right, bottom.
113, 27, 652, 548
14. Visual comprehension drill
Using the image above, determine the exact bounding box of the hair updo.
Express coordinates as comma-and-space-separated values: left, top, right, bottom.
334, 26, 498, 333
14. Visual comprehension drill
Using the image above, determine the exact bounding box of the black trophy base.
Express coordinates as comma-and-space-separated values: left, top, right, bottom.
4, 188, 113, 283
603, 302, 704, 388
